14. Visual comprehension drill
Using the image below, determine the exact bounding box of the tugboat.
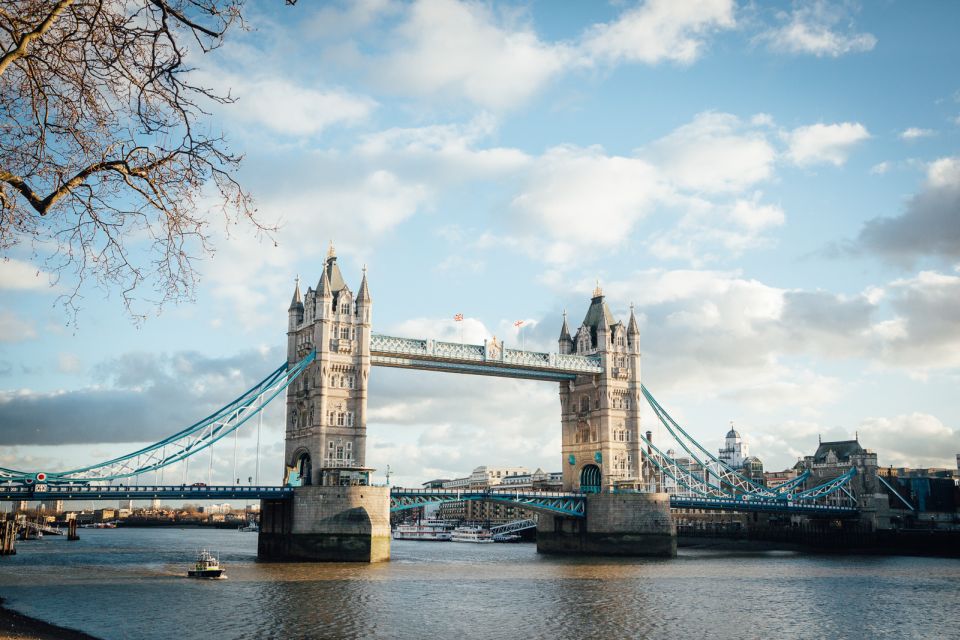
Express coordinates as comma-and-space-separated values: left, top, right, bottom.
187, 550, 225, 579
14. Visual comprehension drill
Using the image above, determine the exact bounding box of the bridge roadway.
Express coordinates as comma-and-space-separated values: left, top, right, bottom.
0, 485, 859, 517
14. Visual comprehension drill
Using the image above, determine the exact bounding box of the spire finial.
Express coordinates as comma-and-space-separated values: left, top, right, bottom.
295, 274, 300, 288
327, 240, 336, 260
562, 309, 567, 320
362, 263, 367, 275
592, 279, 603, 297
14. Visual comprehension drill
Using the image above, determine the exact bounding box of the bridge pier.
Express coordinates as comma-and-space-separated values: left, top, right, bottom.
537, 492, 676, 557
258, 486, 391, 562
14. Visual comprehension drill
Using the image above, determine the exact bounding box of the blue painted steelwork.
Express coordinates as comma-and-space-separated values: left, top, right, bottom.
669, 495, 859, 517
371, 355, 579, 381
877, 474, 916, 511
389, 488, 586, 517
2, 352, 316, 484
0, 484, 293, 501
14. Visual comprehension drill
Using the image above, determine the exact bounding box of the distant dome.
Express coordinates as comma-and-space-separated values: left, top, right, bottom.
726, 429, 740, 439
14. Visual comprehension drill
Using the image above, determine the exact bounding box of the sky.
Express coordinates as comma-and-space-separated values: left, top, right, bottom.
1, 0, 959, 490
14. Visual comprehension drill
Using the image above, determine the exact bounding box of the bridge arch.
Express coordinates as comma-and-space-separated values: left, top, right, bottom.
286, 448, 313, 486
580, 464, 601, 493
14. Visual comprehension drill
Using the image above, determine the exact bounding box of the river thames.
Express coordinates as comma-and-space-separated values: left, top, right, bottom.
1, 528, 959, 639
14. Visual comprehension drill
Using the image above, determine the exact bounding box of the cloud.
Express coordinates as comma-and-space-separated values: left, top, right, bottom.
374, 0, 572, 110
785, 122, 870, 166
0, 259, 50, 291
900, 127, 936, 141
855, 156, 960, 264
581, 0, 735, 65
856, 413, 960, 468
870, 161, 891, 175
642, 112, 776, 193
0, 348, 285, 446
761, 1, 877, 57
195, 72, 376, 137
510, 145, 666, 256
0, 310, 37, 342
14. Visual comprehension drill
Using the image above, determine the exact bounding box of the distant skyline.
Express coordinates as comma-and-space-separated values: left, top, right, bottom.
2, 0, 959, 488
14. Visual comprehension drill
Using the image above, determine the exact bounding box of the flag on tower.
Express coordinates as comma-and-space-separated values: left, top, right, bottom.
454, 313, 463, 321
514, 319, 524, 328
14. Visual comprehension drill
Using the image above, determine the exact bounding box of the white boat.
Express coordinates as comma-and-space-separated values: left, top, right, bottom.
393, 520, 453, 541
238, 521, 258, 532
451, 525, 494, 543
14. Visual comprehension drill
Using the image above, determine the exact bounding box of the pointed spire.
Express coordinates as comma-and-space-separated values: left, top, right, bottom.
289, 275, 303, 311
627, 302, 640, 335
327, 240, 336, 260
357, 264, 371, 304
559, 309, 572, 342
317, 265, 332, 298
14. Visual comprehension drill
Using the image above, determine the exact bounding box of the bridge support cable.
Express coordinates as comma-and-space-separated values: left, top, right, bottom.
641, 385, 779, 498
641, 386, 861, 508
7, 351, 316, 485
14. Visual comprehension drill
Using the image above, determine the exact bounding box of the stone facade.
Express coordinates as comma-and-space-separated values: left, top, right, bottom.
537, 492, 676, 557
285, 243, 372, 486
558, 287, 643, 491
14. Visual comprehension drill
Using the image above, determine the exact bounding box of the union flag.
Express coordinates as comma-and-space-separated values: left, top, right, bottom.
454, 313, 463, 321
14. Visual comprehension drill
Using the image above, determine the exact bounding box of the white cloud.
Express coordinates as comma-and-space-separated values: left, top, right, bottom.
643, 112, 776, 193
214, 75, 375, 137
900, 127, 935, 141
0, 259, 50, 291
510, 145, 665, 253
375, 0, 572, 110
856, 413, 960, 468
761, 1, 877, 57
870, 161, 891, 175
0, 310, 37, 342
785, 122, 870, 166
582, 0, 735, 65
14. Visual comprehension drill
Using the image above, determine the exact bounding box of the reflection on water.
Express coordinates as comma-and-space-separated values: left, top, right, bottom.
0, 528, 958, 639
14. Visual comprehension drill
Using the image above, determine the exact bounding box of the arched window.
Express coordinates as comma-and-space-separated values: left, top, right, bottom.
580, 395, 590, 412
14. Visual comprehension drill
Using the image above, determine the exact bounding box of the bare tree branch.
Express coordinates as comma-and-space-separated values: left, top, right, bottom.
0, 0, 277, 321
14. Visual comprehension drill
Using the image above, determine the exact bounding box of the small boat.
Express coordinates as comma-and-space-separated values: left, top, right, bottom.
393, 520, 453, 541
187, 550, 225, 578
238, 521, 258, 532
451, 526, 494, 543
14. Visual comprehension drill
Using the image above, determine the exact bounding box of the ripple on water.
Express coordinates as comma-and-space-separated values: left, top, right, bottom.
1, 530, 959, 639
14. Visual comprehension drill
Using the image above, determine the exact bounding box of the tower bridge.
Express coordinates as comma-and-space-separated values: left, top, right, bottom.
1, 244, 865, 562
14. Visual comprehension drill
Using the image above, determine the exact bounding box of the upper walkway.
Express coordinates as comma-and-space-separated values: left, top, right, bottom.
370, 334, 601, 381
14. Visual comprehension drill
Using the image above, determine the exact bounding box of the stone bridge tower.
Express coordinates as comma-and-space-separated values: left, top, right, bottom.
284, 243, 372, 487
558, 285, 643, 492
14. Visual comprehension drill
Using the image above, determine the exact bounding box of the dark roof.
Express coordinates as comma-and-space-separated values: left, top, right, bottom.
559, 312, 572, 342
326, 256, 347, 293
813, 439, 864, 464
581, 294, 616, 345
726, 429, 740, 439
288, 279, 303, 311
356, 270, 371, 303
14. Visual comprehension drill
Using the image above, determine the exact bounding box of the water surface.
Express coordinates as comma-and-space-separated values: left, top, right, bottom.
1, 528, 958, 639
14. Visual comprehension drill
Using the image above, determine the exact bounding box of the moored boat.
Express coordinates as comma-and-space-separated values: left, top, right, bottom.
451, 525, 494, 543
187, 549, 225, 578
393, 520, 453, 541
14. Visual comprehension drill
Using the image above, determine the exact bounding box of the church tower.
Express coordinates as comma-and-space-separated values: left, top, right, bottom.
558, 286, 643, 492
284, 243, 373, 487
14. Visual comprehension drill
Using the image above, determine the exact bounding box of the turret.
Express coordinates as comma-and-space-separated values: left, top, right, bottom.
627, 304, 640, 353
558, 310, 573, 354
316, 266, 332, 318
356, 265, 372, 322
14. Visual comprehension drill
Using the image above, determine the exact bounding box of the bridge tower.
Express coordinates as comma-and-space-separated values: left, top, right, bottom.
542, 286, 675, 557
260, 243, 390, 563
283, 243, 372, 487
558, 285, 644, 492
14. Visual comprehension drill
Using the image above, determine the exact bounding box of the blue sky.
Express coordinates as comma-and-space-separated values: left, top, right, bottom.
2, 0, 959, 489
